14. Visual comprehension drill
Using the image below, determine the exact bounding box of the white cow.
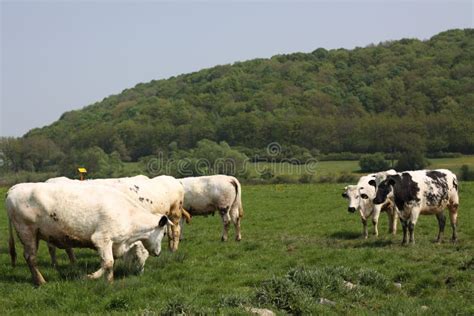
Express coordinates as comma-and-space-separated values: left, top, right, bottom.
44, 175, 151, 266
342, 170, 397, 238
6, 182, 171, 286
179, 175, 244, 241
45, 175, 189, 257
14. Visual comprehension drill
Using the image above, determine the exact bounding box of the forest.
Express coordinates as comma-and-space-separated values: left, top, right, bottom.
1, 29, 473, 180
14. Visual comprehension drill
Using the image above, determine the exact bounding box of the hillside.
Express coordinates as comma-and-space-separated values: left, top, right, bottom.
27, 29, 474, 161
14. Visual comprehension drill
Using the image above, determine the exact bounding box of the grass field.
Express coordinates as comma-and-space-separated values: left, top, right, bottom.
0, 183, 473, 315
247, 155, 474, 179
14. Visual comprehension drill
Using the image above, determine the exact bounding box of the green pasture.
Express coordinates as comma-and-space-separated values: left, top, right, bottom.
245, 155, 474, 179
0, 183, 472, 314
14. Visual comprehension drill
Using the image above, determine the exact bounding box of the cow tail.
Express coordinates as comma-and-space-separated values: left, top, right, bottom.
230, 178, 244, 218
8, 217, 17, 267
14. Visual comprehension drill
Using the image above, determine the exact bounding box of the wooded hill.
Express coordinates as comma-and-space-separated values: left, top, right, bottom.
26, 29, 474, 162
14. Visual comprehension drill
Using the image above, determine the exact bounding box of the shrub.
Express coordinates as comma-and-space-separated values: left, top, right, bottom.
337, 172, 358, 183
260, 167, 274, 180
359, 153, 390, 172
317, 173, 336, 183
396, 151, 429, 171
299, 174, 315, 183
274, 174, 298, 184
319, 152, 361, 161
460, 165, 474, 181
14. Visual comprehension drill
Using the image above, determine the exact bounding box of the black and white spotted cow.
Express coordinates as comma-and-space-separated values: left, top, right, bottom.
373, 169, 459, 245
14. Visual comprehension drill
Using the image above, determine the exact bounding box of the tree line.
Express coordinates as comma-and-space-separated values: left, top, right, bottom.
1, 29, 473, 179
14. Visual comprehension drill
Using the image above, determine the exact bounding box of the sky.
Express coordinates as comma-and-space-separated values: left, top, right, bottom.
1, 1, 472, 137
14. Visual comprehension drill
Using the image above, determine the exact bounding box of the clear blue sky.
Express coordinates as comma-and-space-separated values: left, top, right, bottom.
1, 1, 472, 136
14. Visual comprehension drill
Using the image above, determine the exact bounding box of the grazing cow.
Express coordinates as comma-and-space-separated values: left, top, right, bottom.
6, 182, 171, 286
342, 170, 398, 238
45, 175, 189, 256
373, 169, 459, 244
44, 175, 151, 266
179, 175, 244, 241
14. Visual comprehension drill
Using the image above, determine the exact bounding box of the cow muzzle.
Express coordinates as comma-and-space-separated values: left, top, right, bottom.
348, 207, 356, 213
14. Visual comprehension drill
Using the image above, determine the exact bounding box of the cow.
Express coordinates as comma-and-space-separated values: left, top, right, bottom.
373, 169, 459, 245
6, 182, 171, 286
44, 175, 151, 266
342, 170, 398, 238
179, 175, 243, 241
44, 175, 190, 264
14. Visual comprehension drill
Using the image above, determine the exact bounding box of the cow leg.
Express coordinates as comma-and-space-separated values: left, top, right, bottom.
408, 222, 416, 244
47, 243, 58, 267
66, 248, 77, 264
435, 213, 446, 243
220, 210, 231, 242
230, 207, 242, 241
88, 239, 114, 282
448, 203, 459, 242
20, 230, 46, 286
372, 206, 381, 237
361, 218, 368, 239
179, 217, 185, 241
167, 201, 182, 251
169, 223, 181, 252
166, 225, 173, 250
400, 219, 408, 245
391, 211, 398, 235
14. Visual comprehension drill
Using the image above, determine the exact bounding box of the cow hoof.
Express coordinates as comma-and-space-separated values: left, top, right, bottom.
34, 278, 47, 287
221, 237, 228, 242
235, 237, 242, 242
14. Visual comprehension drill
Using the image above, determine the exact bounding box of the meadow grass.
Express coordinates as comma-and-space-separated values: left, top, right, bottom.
248, 155, 474, 178
0, 183, 472, 315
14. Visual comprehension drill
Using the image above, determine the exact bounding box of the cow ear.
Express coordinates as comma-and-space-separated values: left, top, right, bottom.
158, 215, 169, 228
388, 177, 396, 186
368, 180, 376, 187
341, 192, 348, 198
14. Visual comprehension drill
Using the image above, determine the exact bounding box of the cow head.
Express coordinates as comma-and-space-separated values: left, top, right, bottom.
342, 185, 359, 213
142, 215, 172, 257
373, 177, 396, 205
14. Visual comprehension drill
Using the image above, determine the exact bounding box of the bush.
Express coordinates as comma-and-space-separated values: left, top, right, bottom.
359, 153, 390, 172
260, 167, 274, 180
274, 174, 298, 184
460, 165, 474, 181
299, 174, 315, 183
426, 152, 462, 158
396, 151, 429, 171
319, 152, 361, 161
336, 172, 358, 183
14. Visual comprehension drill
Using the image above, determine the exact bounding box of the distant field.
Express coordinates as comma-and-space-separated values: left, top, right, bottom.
122, 155, 474, 182
246, 155, 474, 179
0, 183, 472, 314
